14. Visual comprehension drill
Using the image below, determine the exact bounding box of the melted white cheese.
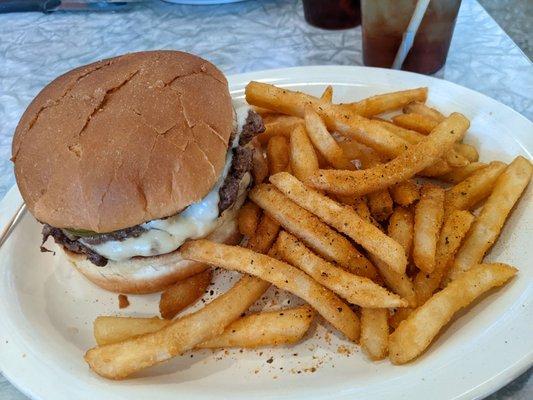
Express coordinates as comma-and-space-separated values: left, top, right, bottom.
81, 103, 252, 261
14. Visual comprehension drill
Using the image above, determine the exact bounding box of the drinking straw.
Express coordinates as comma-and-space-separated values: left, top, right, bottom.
392, 0, 431, 70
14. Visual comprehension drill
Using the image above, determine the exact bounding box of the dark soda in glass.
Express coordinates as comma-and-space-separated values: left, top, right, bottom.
361, 0, 461, 74
303, 0, 361, 30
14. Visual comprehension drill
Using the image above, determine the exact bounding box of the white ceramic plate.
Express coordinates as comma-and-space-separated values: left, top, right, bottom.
0, 66, 531, 400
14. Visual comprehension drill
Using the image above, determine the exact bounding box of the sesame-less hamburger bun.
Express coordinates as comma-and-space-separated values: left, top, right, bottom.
11, 50, 264, 294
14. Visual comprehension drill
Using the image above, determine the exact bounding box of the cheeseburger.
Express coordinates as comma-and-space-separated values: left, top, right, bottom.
11, 51, 264, 294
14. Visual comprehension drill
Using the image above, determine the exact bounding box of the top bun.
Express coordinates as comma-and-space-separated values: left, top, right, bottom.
12, 51, 234, 233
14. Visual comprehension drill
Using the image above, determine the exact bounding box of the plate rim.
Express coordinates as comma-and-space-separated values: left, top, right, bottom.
0, 65, 531, 400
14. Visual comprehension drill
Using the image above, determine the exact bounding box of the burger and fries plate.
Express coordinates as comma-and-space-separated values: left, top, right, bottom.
0, 65, 532, 399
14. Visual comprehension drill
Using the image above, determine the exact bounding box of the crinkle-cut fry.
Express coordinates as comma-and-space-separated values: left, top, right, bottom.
453, 143, 479, 162
251, 141, 269, 184
403, 101, 445, 122
447, 156, 532, 281
320, 85, 333, 102
267, 135, 290, 175
85, 274, 271, 379
159, 269, 212, 320
250, 184, 378, 280
389, 263, 517, 364
275, 231, 407, 307
439, 162, 487, 184
390, 180, 420, 206
304, 107, 354, 170
238, 201, 262, 237
245, 81, 409, 158
289, 124, 320, 182
270, 172, 407, 274
388, 207, 414, 259
342, 87, 428, 117
360, 308, 389, 360
308, 113, 470, 196
181, 240, 360, 341
94, 307, 314, 348
393, 113, 438, 135
374, 119, 468, 168
247, 214, 281, 254
257, 116, 303, 144
198, 306, 314, 348
414, 210, 475, 305
413, 185, 445, 273
444, 161, 507, 215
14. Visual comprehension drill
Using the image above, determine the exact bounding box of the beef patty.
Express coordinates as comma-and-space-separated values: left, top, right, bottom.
41, 109, 264, 266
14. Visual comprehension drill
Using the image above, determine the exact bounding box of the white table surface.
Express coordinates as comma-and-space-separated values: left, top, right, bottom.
0, 0, 531, 399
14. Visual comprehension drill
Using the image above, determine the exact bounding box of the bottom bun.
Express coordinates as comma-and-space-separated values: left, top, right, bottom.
65, 219, 241, 294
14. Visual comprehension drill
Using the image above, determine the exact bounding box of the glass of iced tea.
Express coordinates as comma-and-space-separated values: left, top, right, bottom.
303, 0, 361, 30
361, 0, 461, 74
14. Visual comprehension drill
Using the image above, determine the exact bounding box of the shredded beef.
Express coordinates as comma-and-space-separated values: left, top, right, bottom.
218, 146, 253, 213
41, 225, 108, 267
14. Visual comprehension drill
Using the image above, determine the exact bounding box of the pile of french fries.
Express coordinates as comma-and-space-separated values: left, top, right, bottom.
84, 83, 531, 379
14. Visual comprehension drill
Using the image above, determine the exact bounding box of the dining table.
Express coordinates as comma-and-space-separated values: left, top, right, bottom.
0, 0, 531, 399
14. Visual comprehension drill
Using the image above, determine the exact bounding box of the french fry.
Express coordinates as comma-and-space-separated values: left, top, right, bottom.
94, 307, 314, 348
392, 113, 438, 134
374, 119, 468, 168
270, 172, 408, 274
389, 263, 517, 364
267, 135, 290, 175
360, 308, 389, 360
403, 101, 444, 122
439, 162, 487, 184
336, 139, 386, 166
252, 105, 280, 118
257, 116, 303, 144
389, 307, 413, 330
447, 156, 532, 280
444, 161, 507, 215
347, 196, 382, 230
251, 143, 269, 184
197, 306, 314, 348
289, 124, 319, 181
159, 269, 212, 319
304, 107, 354, 170
308, 113, 470, 196
247, 214, 281, 254
250, 184, 378, 279
238, 201, 262, 237
342, 87, 428, 117
453, 142, 479, 162
85, 274, 271, 379
388, 207, 414, 259
320, 85, 333, 102
94, 317, 170, 346
274, 231, 407, 307
181, 240, 360, 341
368, 189, 394, 221
414, 210, 475, 304
245, 81, 410, 157
413, 185, 445, 273
390, 180, 420, 206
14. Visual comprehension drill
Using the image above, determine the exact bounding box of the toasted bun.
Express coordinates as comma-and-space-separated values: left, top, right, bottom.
12, 50, 234, 233
65, 218, 241, 294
